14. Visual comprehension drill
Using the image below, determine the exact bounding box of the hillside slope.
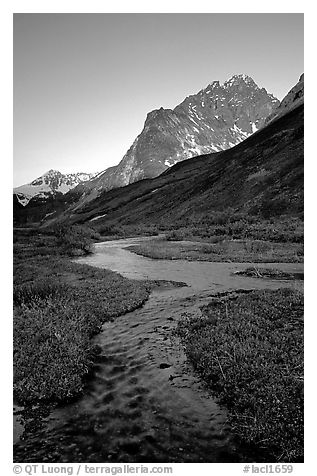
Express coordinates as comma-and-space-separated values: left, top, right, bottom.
265, 74, 304, 125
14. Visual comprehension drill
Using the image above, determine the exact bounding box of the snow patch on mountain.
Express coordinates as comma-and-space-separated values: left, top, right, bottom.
89, 213, 108, 222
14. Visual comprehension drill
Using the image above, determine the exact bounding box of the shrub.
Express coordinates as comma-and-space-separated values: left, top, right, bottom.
165, 229, 187, 241
200, 244, 219, 254
54, 225, 94, 255
97, 224, 119, 236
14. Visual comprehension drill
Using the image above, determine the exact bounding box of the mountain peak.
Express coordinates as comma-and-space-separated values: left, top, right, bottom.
201, 75, 259, 94
224, 74, 257, 88
14, 170, 96, 206
44, 169, 61, 176
145, 107, 174, 124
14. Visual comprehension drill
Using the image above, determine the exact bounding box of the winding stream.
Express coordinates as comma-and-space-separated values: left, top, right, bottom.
14, 237, 303, 463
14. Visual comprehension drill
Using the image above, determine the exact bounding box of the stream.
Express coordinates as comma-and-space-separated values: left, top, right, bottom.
13, 237, 303, 463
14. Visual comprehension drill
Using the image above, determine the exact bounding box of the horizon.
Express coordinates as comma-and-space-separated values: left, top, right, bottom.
13, 13, 304, 187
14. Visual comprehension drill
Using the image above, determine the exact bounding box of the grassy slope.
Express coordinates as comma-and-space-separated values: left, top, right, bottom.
177, 289, 304, 462
13, 229, 151, 404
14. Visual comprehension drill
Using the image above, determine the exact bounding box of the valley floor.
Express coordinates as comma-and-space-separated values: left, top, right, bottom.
13, 226, 304, 463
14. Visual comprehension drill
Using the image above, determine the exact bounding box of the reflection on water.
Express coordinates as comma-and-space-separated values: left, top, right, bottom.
14, 237, 303, 462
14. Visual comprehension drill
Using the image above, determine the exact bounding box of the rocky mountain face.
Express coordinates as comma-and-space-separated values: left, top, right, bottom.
14, 170, 96, 206
69, 74, 279, 206
265, 74, 304, 125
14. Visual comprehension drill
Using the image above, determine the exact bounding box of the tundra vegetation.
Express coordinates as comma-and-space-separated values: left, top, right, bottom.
13, 227, 151, 404
94, 213, 303, 263
126, 237, 303, 263
94, 211, 303, 243
177, 289, 304, 462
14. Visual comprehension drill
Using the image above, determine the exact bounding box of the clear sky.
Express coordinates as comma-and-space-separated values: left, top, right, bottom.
13, 13, 304, 187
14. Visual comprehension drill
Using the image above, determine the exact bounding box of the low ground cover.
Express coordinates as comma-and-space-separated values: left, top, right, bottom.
13, 227, 150, 404
127, 237, 303, 263
177, 288, 304, 462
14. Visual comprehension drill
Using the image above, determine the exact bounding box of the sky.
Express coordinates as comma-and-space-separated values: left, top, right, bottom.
13, 13, 304, 187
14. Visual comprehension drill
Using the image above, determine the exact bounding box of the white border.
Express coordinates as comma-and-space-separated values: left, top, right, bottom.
2, 2, 313, 475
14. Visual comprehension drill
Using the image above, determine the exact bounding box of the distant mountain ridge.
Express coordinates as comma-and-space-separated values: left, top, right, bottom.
68, 74, 279, 207
14, 169, 97, 206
